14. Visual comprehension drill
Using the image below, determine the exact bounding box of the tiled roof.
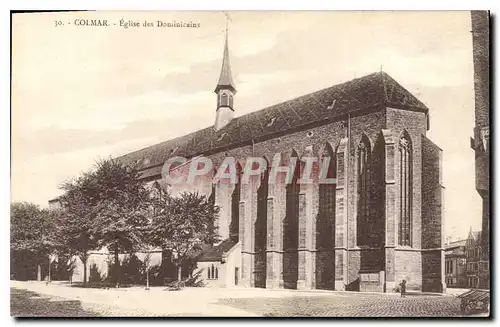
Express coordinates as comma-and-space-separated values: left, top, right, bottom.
116, 72, 428, 174
197, 238, 237, 262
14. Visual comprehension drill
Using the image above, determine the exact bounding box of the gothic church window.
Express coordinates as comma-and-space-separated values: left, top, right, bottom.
318, 144, 336, 250
230, 163, 242, 242
207, 264, 218, 280
398, 133, 412, 247
357, 136, 370, 245
316, 143, 336, 290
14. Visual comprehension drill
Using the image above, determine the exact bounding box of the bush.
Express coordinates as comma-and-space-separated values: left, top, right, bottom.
121, 254, 145, 285
89, 263, 104, 283
184, 270, 205, 287
51, 256, 76, 281
147, 264, 165, 286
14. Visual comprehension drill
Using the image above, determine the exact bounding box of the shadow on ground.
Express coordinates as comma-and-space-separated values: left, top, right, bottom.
10, 287, 100, 317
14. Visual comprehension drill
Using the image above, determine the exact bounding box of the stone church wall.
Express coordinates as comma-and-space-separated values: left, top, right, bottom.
421, 135, 445, 292
137, 105, 442, 292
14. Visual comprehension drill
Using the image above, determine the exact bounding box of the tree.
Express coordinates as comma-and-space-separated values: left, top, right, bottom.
10, 202, 58, 280
150, 191, 220, 283
143, 252, 152, 290
57, 171, 100, 286
88, 159, 152, 287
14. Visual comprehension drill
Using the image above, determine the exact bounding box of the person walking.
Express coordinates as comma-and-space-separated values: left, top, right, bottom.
399, 279, 407, 298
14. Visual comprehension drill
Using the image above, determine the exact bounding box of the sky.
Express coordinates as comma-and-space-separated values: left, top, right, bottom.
11, 11, 481, 241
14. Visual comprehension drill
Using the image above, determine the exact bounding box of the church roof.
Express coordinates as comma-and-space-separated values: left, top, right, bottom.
214, 31, 236, 94
197, 238, 238, 262
116, 72, 429, 174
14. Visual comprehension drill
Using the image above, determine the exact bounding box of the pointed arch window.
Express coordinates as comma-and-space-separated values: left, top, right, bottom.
284, 152, 301, 251
316, 143, 337, 290
318, 144, 336, 250
357, 137, 371, 245
209, 184, 216, 206
255, 158, 269, 288
207, 264, 218, 280
398, 133, 413, 247
230, 163, 242, 242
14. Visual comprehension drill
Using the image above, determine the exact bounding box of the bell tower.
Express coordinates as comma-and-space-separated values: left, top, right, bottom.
214, 17, 237, 131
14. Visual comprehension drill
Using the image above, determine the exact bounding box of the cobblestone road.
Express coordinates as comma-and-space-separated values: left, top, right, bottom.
217, 293, 465, 317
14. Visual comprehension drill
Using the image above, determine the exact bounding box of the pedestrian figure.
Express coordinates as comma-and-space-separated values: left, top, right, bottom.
399, 279, 406, 298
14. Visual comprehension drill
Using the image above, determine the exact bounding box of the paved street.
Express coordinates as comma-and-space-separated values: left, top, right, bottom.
10, 281, 480, 317
219, 293, 463, 317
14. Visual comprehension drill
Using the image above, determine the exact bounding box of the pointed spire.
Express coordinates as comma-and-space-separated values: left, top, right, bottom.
215, 23, 237, 94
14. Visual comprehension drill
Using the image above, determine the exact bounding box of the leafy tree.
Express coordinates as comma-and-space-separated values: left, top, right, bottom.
10, 202, 59, 280
57, 171, 100, 286
150, 191, 220, 282
88, 159, 152, 287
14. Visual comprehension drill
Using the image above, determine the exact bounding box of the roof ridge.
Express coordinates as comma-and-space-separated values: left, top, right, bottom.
117, 72, 429, 170
116, 73, 379, 161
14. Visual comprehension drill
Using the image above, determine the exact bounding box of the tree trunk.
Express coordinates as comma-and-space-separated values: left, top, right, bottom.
37, 264, 42, 281
82, 257, 87, 287
177, 264, 182, 282
146, 268, 150, 290
114, 248, 120, 288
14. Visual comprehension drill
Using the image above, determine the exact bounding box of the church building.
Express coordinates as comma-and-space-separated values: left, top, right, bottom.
116, 29, 445, 293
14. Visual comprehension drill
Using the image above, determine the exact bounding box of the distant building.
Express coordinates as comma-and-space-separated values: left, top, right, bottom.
445, 239, 466, 288
465, 229, 486, 288
48, 198, 62, 210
